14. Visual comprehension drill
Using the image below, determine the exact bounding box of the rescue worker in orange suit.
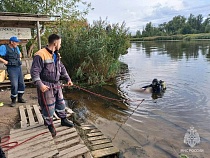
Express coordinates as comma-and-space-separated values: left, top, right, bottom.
30, 34, 74, 137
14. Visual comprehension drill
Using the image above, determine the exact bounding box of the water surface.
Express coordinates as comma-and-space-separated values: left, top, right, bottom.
67, 41, 210, 158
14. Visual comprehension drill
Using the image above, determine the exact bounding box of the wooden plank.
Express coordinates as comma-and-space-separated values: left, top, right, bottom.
9, 128, 49, 142
8, 135, 55, 158
91, 143, 113, 151
19, 105, 28, 128
91, 147, 119, 158
59, 144, 88, 157
81, 126, 97, 130
10, 125, 47, 139
32, 104, 44, 125
13, 142, 58, 158
60, 146, 89, 158
90, 139, 111, 146
9, 134, 53, 153
8, 132, 58, 158
26, 105, 36, 126
10, 124, 43, 134
35, 150, 59, 158
55, 127, 76, 137
83, 152, 93, 158
56, 137, 80, 149
87, 132, 103, 137
81, 124, 95, 127
0, 16, 51, 22
88, 136, 107, 141
55, 132, 78, 142
90, 129, 101, 133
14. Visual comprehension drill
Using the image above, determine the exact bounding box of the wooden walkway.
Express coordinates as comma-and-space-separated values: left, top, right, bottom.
80, 124, 119, 158
7, 104, 119, 158
8, 105, 91, 158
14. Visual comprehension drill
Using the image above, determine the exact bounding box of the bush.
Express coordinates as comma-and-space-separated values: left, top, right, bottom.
60, 19, 130, 85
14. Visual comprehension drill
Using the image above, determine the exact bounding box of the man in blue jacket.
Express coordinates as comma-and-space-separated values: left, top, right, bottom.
0, 36, 26, 107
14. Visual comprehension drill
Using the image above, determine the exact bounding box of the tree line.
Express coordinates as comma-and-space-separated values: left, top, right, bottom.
135, 14, 210, 38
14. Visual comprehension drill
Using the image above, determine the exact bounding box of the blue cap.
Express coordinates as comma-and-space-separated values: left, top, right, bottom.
9, 36, 21, 42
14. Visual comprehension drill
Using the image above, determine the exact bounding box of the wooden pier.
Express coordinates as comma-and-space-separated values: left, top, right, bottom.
5, 104, 120, 158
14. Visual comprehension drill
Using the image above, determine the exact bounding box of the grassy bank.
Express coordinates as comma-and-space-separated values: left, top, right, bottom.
131, 33, 210, 41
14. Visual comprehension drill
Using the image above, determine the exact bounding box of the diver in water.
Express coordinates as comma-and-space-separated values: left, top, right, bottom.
142, 79, 166, 99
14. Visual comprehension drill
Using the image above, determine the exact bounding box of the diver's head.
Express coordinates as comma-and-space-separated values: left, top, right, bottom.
152, 78, 159, 86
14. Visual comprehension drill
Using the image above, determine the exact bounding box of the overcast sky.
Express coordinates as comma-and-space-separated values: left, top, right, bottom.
84, 0, 210, 34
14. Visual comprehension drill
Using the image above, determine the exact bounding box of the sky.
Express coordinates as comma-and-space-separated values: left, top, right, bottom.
84, 0, 210, 34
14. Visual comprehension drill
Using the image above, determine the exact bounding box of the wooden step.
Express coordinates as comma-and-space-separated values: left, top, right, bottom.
80, 124, 119, 158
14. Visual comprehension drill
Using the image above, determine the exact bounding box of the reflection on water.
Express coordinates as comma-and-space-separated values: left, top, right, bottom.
66, 41, 210, 157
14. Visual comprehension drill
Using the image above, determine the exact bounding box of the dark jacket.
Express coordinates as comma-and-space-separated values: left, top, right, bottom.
4, 45, 22, 66
30, 48, 71, 88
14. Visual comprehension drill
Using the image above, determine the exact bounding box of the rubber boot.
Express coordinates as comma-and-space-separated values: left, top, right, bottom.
0, 147, 6, 158
18, 93, 26, 103
10, 97, 16, 107
61, 118, 74, 127
48, 124, 57, 137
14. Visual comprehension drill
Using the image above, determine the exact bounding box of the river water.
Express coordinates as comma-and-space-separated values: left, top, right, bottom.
66, 41, 210, 158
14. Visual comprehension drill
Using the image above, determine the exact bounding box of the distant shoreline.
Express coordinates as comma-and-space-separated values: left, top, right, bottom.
130, 33, 210, 42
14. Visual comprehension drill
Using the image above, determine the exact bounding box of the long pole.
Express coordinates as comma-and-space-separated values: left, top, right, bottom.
37, 21, 41, 50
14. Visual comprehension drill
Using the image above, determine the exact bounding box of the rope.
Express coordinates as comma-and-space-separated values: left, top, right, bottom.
0, 83, 145, 152
112, 99, 145, 141
0, 131, 48, 152
72, 85, 144, 103
40, 91, 56, 134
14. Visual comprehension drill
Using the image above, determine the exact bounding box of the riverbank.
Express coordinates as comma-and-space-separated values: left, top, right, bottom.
130, 33, 210, 41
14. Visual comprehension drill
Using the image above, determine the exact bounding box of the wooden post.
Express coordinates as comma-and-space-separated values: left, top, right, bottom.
21, 43, 28, 58
37, 21, 41, 50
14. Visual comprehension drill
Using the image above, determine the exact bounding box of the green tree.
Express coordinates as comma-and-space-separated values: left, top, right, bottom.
136, 30, 141, 38
0, 0, 91, 18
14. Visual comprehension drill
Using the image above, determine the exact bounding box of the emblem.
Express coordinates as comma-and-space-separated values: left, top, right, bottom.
184, 126, 200, 148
